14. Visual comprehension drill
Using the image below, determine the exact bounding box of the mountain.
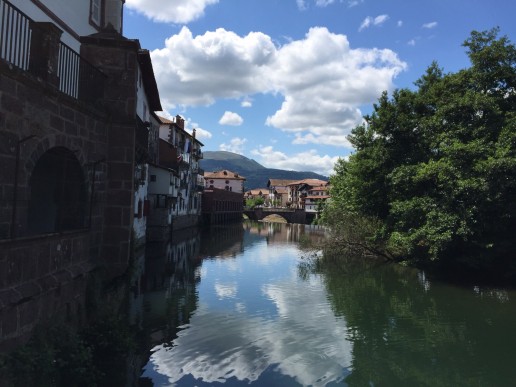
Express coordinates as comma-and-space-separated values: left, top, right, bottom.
200, 151, 328, 190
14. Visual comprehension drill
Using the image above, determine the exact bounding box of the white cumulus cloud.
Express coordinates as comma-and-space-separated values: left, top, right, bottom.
125, 0, 218, 24
359, 14, 389, 31
219, 111, 244, 126
265, 27, 403, 147
151, 27, 275, 107
192, 127, 212, 140
315, 0, 336, 6
422, 21, 438, 29
348, 0, 364, 7
241, 98, 253, 108
150, 26, 406, 148
220, 137, 247, 154
251, 146, 340, 176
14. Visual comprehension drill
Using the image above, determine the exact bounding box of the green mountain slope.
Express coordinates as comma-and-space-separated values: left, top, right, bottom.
200, 151, 328, 190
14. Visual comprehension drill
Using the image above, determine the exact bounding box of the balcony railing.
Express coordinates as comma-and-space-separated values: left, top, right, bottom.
0, 0, 31, 70
58, 41, 105, 102
0, 0, 105, 102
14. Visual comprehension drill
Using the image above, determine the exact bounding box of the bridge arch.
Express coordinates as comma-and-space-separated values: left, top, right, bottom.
243, 208, 306, 224
262, 214, 288, 223
27, 146, 88, 234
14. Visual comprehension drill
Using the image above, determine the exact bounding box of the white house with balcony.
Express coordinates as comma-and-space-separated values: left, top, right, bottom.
304, 185, 331, 214
287, 179, 328, 209
155, 115, 205, 231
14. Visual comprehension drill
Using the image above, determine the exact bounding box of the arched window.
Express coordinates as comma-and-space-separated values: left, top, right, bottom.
28, 147, 87, 234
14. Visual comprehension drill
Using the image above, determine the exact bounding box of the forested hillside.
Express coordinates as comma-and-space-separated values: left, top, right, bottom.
200, 151, 327, 189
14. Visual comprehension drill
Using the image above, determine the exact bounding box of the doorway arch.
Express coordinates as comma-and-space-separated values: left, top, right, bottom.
28, 147, 87, 234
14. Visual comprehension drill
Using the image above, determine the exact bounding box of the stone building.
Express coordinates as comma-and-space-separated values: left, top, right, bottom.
0, 0, 161, 349
204, 169, 246, 193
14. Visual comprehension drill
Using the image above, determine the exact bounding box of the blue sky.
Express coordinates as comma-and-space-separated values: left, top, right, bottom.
123, 0, 516, 176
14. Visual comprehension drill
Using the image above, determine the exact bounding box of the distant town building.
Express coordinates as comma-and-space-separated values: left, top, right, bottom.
287, 179, 328, 209
202, 188, 244, 225
244, 188, 269, 202
304, 185, 331, 213
266, 179, 298, 207
204, 170, 245, 193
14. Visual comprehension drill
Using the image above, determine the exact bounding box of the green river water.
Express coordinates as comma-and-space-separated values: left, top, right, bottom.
139, 221, 516, 386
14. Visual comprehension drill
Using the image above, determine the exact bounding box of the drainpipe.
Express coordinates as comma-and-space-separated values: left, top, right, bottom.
11, 135, 36, 239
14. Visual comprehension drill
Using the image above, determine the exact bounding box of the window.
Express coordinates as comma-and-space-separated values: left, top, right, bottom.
155, 195, 167, 208
90, 0, 102, 27
150, 175, 156, 182
137, 199, 143, 218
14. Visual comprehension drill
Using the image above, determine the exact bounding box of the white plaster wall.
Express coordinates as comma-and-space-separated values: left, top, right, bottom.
205, 178, 244, 193
136, 67, 150, 123
148, 166, 173, 195
159, 125, 170, 141
133, 164, 148, 241
12, 0, 98, 51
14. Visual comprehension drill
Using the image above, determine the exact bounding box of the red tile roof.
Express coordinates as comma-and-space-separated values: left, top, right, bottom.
204, 170, 246, 180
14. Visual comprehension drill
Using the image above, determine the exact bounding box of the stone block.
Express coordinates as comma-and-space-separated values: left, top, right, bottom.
16, 282, 42, 301
65, 120, 78, 136
109, 161, 132, 178
104, 207, 122, 226
0, 307, 18, 337
1, 93, 23, 115
75, 111, 86, 126
0, 73, 16, 94
60, 105, 75, 121
18, 299, 40, 329
107, 190, 131, 205
0, 288, 22, 307
50, 114, 64, 131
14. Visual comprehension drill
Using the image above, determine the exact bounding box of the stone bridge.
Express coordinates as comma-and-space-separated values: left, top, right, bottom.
243, 208, 306, 224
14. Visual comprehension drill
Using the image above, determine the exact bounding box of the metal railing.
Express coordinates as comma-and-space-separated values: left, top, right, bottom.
0, 0, 31, 70
0, 0, 105, 102
58, 41, 106, 101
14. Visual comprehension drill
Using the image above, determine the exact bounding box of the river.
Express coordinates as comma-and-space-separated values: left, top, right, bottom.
136, 221, 516, 386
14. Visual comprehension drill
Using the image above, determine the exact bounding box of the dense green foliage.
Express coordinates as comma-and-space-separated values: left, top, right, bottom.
325, 29, 516, 277
245, 196, 265, 209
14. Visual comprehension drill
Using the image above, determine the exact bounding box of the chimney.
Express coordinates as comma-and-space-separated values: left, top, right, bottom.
192, 128, 196, 139
104, 0, 124, 34
175, 115, 185, 130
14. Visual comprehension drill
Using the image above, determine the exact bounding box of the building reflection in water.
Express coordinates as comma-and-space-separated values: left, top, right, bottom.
1, 220, 321, 385
136, 220, 324, 358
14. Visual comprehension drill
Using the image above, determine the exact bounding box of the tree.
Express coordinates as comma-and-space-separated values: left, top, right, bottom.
326, 29, 516, 277
245, 196, 265, 209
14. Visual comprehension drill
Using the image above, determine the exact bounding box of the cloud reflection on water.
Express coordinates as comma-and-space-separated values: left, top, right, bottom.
147, 251, 352, 386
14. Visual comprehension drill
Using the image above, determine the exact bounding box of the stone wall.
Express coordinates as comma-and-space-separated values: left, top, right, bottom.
0, 29, 142, 348
0, 231, 92, 351
202, 188, 244, 224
